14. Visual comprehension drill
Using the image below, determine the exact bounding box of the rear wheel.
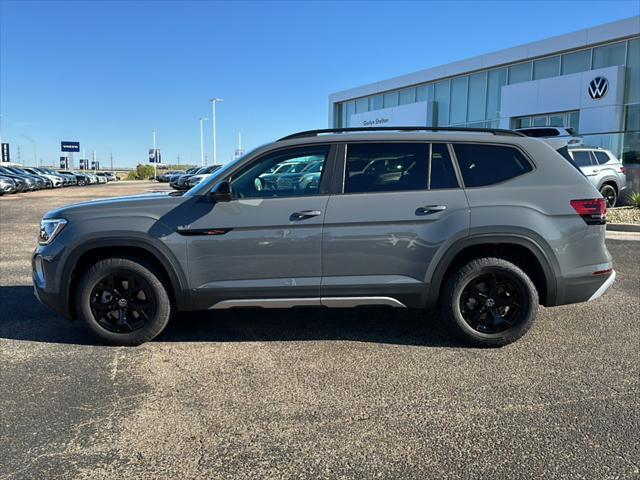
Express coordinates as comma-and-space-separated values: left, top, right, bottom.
75, 257, 172, 345
441, 257, 538, 347
599, 184, 617, 208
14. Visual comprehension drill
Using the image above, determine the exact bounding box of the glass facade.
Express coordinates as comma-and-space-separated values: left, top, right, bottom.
334, 36, 640, 168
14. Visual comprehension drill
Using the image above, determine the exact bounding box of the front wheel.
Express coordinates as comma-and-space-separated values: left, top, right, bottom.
75, 257, 172, 345
441, 257, 538, 347
599, 184, 617, 208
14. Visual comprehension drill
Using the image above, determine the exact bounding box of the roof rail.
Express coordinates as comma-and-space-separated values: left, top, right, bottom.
278, 126, 526, 141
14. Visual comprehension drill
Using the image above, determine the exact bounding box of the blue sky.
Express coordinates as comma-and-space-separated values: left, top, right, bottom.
1, 1, 638, 168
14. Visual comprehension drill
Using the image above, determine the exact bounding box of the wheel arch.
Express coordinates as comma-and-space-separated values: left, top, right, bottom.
426, 234, 558, 308
63, 237, 190, 320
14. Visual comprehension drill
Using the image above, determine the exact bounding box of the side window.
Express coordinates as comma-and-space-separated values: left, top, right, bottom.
430, 144, 458, 189
593, 151, 611, 165
453, 143, 533, 187
345, 143, 429, 193
230, 146, 329, 198
571, 151, 594, 167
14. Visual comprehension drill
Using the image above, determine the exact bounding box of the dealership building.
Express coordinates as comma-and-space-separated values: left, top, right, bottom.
329, 16, 639, 169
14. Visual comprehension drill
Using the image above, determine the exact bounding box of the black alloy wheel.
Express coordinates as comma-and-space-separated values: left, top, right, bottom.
600, 184, 617, 208
89, 271, 156, 333
459, 272, 524, 334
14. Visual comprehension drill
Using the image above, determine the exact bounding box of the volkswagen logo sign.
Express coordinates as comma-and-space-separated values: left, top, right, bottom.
588, 76, 609, 100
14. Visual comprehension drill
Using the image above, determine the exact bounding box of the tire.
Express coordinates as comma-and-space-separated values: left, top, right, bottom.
599, 184, 617, 208
75, 257, 172, 346
441, 257, 538, 348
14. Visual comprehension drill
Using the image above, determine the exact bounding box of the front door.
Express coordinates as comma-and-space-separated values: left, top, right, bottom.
185, 145, 334, 309
321, 142, 470, 308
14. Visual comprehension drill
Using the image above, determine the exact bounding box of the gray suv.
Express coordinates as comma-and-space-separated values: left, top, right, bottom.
33, 127, 615, 347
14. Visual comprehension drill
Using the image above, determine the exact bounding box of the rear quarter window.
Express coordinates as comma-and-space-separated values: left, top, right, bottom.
593, 151, 611, 165
453, 143, 533, 187
570, 151, 594, 167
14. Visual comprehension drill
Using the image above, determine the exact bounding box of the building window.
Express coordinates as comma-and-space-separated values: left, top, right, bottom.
345, 101, 355, 126
434, 80, 450, 126
416, 84, 433, 102
399, 87, 416, 105
450, 76, 468, 125
626, 38, 640, 104
561, 49, 591, 75
592, 41, 626, 69
508, 62, 532, 84
370, 94, 383, 111
486, 68, 507, 120
533, 56, 560, 80
511, 111, 580, 132
355, 97, 368, 114
467, 72, 487, 122
383, 91, 399, 108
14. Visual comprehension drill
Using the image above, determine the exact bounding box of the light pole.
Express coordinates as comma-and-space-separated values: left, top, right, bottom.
209, 97, 223, 165
20, 134, 37, 167
199, 117, 208, 167
152, 129, 157, 180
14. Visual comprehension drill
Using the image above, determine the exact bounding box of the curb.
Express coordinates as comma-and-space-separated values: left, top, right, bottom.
606, 223, 640, 233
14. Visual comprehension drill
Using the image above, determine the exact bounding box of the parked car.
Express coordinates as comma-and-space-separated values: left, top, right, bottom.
0, 176, 17, 195
58, 170, 91, 186
25, 167, 63, 188
157, 170, 185, 182
185, 165, 223, 188
568, 148, 626, 207
0, 168, 32, 191
169, 167, 203, 190
33, 127, 615, 347
1, 166, 47, 189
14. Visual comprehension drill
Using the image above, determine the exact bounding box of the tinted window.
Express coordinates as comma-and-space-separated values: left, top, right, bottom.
453, 144, 533, 187
571, 151, 593, 167
344, 143, 458, 193
230, 146, 329, 198
593, 151, 611, 165
430, 144, 458, 189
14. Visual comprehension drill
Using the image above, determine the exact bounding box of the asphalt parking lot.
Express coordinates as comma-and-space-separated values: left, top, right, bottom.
0, 182, 638, 480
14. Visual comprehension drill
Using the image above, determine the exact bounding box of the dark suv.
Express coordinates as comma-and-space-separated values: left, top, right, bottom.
33, 127, 614, 347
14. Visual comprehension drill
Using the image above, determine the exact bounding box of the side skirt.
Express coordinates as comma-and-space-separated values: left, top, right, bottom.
209, 296, 407, 309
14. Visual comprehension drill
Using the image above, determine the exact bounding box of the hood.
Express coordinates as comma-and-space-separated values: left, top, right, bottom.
44, 191, 184, 220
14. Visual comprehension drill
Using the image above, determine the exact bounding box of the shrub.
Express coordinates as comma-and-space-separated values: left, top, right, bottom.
126, 164, 155, 180
628, 191, 640, 208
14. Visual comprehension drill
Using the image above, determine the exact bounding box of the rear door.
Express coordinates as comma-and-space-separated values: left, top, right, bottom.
321, 142, 470, 307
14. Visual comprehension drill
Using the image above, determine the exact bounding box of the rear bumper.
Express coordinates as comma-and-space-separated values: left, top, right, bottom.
553, 269, 615, 306
588, 270, 616, 301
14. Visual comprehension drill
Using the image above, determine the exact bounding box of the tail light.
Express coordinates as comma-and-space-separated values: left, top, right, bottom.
570, 198, 606, 225
620, 166, 626, 174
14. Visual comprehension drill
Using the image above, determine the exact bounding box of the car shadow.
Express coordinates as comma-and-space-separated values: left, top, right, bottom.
0, 285, 459, 348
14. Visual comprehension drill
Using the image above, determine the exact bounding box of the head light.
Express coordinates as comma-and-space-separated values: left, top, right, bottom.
39, 218, 67, 245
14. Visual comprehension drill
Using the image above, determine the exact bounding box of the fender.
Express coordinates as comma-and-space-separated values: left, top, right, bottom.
597, 175, 622, 191
424, 231, 559, 308
61, 233, 191, 313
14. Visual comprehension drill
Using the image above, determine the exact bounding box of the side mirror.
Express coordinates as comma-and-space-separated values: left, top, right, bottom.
208, 180, 232, 202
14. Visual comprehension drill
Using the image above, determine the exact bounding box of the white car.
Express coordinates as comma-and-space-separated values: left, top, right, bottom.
568, 148, 626, 207
25, 168, 63, 187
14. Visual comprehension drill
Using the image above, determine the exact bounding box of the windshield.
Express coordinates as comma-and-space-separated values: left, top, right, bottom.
186, 146, 263, 196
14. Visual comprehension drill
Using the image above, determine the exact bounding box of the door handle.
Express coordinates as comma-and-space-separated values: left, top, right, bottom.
592, 169, 599, 174
290, 210, 322, 221
415, 205, 447, 215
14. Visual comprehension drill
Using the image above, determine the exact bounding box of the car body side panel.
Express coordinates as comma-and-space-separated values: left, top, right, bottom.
321, 189, 470, 308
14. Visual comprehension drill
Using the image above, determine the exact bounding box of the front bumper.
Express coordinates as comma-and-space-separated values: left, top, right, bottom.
32, 248, 73, 320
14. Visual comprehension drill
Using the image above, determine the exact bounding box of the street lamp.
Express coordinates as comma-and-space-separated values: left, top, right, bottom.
199, 117, 208, 166
20, 134, 37, 167
209, 97, 223, 165
152, 129, 157, 180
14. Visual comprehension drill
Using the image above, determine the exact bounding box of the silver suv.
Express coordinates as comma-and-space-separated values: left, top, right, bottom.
568, 148, 626, 207
33, 127, 615, 347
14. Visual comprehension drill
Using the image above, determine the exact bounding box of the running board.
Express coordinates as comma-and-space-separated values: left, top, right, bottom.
209, 296, 406, 309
